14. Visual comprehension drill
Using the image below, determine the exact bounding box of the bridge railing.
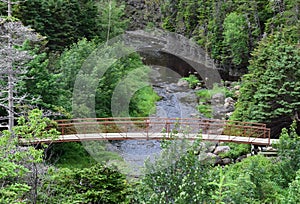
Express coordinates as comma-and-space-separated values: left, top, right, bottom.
54, 117, 270, 144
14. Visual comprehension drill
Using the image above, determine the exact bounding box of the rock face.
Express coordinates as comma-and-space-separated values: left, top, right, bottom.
123, 2, 248, 79
211, 93, 226, 119
124, 0, 162, 30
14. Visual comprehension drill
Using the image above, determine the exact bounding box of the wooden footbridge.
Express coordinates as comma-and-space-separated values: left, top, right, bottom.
22, 117, 277, 146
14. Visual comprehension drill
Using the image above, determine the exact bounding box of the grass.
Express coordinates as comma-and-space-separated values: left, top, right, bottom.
130, 85, 160, 117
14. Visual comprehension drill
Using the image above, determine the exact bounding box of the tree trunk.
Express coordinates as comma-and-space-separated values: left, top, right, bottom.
8, 0, 14, 132
8, 0, 12, 17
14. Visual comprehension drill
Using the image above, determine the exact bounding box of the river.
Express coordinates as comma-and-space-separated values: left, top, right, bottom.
110, 66, 200, 175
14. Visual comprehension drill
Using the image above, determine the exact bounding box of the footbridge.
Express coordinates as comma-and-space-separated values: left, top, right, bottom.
23, 118, 277, 146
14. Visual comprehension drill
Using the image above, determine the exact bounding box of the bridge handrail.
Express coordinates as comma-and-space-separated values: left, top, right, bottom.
55, 121, 269, 133
18, 117, 271, 145
55, 117, 266, 127
54, 118, 270, 141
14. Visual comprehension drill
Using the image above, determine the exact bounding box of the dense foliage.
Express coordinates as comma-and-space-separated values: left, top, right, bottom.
135, 137, 212, 203
57, 38, 159, 117
158, 0, 300, 134
0, 109, 59, 203
15, 0, 127, 52
135, 124, 300, 203
39, 164, 132, 203
231, 26, 300, 135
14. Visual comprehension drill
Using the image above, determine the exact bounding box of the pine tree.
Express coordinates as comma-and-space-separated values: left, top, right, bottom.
0, 1, 40, 132
231, 25, 300, 136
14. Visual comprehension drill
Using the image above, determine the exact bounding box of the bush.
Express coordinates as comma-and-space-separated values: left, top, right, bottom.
135, 136, 213, 203
219, 143, 250, 159
39, 164, 133, 203
182, 74, 200, 89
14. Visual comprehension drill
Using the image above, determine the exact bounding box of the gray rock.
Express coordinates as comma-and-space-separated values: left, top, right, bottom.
211, 93, 225, 105
207, 145, 216, 153
224, 97, 235, 104
190, 113, 200, 118
222, 158, 232, 165
234, 90, 241, 97
177, 79, 189, 87
234, 85, 241, 90
206, 152, 217, 158
214, 156, 223, 165
225, 112, 233, 119
213, 146, 230, 155
224, 104, 235, 112
235, 155, 247, 162
266, 146, 277, 151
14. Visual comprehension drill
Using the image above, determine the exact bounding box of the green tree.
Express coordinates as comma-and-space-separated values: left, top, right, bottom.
223, 12, 249, 66
0, 109, 59, 203
17, 0, 102, 51
18, 41, 68, 114
265, 0, 300, 33
62, 39, 158, 118
135, 136, 213, 203
231, 26, 300, 135
175, 0, 199, 37
0, 133, 31, 203
274, 122, 300, 187
17, 0, 128, 52
97, 0, 128, 44
286, 169, 300, 204
224, 155, 283, 203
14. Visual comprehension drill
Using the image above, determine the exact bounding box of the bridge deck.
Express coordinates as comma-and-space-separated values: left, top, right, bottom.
20, 133, 278, 146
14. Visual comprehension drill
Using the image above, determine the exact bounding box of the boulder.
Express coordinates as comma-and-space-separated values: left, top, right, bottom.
234, 90, 241, 97
211, 93, 225, 105
235, 155, 247, 162
206, 152, 217, 158
207, 144, 218, 153
222, 158, 232, 165
213, 146, 230, 155
266, 146, 275, 151
224, 97, 235, 104
177, 79, 189, 87
223, 103, 235, 112
214, 156, 223, 166
233, 85, 241, 90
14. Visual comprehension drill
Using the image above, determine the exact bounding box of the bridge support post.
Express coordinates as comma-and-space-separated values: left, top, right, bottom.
166, 122, 170, 137
146, 119, 150, 140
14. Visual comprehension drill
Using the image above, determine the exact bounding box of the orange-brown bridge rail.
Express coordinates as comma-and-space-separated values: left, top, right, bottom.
30, 117, 273, 146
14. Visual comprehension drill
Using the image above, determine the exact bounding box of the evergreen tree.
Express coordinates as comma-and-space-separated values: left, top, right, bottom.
0, 14, 41, 131
231, 25, 300, 136
222, 12, 249, 66
17, 0, 128, 52
17, 0, 101, 51
97, 0, 128, 44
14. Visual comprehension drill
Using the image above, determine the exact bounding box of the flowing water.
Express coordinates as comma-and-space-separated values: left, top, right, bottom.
111, 66, 200, 175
